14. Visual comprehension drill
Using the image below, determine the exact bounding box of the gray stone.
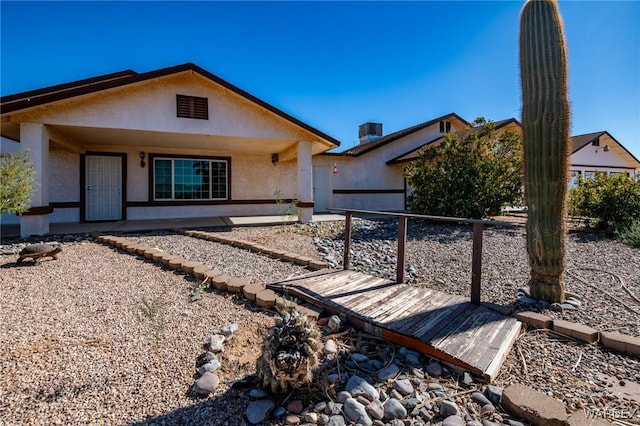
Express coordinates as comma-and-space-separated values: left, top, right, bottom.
405, 353, 420, 365
402, 397, 419, 410
314, 401, 327, 413
462, 372, 474, 385
516, 286, 531, 297
317, 413, 330, 425
197, 359, 221, 375
209, 334, 225, 352
351, 353, 368, 363
246, 399, 276, 424
466, 421, 483, 426
471, 391, 491, 406
550, 302, 563, 312
427, 382, 444, 391
326, 415, 345, 426
383, 398, 407, 420
441, 415, 465, 426
327, 373, 341, 384
305, 412, 318, 424
426, 361, 443, 377
219, 322, 239, 336
392, 379, 414, 396
502, 383, 567, 426
344, 398, 372, 426
273, 406, 287, 419
366, 399, 384, 420
377, 364, 400, 381
336, 391, 351, 403
506, 420, 526, 426
439, 400, 461, 417
195, 351, 217, 367
484, 385, 503, 404
480, 403, 496, 416
249, 388, 270, 398
324, 339, 338, 354
345, 375, 379, 401
481, 421, 501, 426
193, 372, 219, 395
328, 315, 343, 331
560, 303, 576, 311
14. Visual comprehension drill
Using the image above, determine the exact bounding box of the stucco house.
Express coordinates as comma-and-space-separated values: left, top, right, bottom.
1, 63, 339, 237
311, 116, 640, 212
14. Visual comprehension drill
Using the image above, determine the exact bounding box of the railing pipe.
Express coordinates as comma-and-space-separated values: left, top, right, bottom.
396, 215, 408, 284
471, 222, 484, 304
343, 211, 352, 270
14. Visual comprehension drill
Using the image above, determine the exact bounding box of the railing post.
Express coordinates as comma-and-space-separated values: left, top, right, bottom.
396, 215, 408, 284
471, 222, 483, 304
343, 211, 352, 270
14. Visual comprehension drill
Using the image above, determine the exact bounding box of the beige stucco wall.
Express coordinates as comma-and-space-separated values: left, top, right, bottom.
313, 121, 467, 211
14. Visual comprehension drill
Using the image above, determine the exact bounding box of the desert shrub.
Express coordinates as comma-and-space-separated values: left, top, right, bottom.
405, 118, 523, 219
0, 150, 36, 214
568, 173, 640, 230
614, 220, 640, 248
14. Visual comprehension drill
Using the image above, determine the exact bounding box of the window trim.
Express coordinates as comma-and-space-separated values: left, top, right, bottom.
149, 153, 230, 202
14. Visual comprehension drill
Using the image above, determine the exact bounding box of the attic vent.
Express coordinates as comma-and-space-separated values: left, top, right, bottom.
176, 94, 208, 120
439, 121, 452, 133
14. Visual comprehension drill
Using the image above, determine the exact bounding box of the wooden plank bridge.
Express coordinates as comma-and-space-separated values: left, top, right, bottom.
269, 269, 521, 382
268, 209, 524, 382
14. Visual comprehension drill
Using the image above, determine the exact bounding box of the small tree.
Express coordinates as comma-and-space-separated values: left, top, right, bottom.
0, 150, 36, 214
404, 119, 523, 219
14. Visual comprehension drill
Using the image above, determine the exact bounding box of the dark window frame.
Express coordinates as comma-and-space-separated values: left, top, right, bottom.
149, 153, 230, 202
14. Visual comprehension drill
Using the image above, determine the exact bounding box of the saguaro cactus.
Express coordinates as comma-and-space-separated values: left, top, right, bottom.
519, 0, 570, 303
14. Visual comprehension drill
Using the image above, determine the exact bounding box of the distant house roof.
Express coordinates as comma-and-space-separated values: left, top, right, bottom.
332, 112, 470, 157
387, 118, 521, 165
0, 62, 340, 147
570, 130, 640, 166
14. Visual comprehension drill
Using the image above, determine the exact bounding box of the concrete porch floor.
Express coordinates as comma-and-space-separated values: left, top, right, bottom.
0, 214, 346, 241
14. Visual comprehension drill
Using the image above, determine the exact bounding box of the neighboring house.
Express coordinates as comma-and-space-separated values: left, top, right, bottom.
568, 131, 640, 187
312, 113, 470, 212
312, 117, 640, 212
0, 63, 339, 237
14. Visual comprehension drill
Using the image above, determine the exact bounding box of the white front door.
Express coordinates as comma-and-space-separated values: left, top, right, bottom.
85, 155, 122, 221
313, 166, 330, 212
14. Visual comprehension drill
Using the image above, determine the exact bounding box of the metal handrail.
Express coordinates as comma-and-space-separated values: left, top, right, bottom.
328, 208, 521, 304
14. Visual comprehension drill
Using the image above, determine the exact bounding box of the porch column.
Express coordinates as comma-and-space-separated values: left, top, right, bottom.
20, 122, 50, 238
296, 140, 314, 224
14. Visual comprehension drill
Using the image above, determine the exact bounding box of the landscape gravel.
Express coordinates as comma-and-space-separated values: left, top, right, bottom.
1, 216, 639, 425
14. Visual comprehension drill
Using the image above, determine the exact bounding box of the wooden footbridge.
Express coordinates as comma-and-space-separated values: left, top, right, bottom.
268, 209, 522, 382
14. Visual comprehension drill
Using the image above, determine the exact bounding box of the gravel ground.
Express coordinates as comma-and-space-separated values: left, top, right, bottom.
1, 218, 639, 424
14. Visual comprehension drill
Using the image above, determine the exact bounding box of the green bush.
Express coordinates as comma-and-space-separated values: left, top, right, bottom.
614, 220, 640, 248
0, 150, 36, 214
404, 118, 523, 219
568, 173, 640, 230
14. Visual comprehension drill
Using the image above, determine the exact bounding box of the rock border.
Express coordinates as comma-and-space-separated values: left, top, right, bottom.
515, 311, 640, 357
175, 228, 328, 270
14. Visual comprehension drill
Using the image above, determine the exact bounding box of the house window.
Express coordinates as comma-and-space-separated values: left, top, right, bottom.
153, 157, 228, 200
439, 121, 452, 133
591, 138, 600, 147
176, 94, 208, 120
569, 170, 581, 187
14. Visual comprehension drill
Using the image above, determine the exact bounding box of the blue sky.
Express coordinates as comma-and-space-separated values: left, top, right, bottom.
1, 1, 638, 157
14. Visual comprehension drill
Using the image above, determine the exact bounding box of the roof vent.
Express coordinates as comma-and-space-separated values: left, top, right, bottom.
358, 122, 383, 144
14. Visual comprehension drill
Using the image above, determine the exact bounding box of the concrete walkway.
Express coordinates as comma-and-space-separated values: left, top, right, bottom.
0, 214, 346, 240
